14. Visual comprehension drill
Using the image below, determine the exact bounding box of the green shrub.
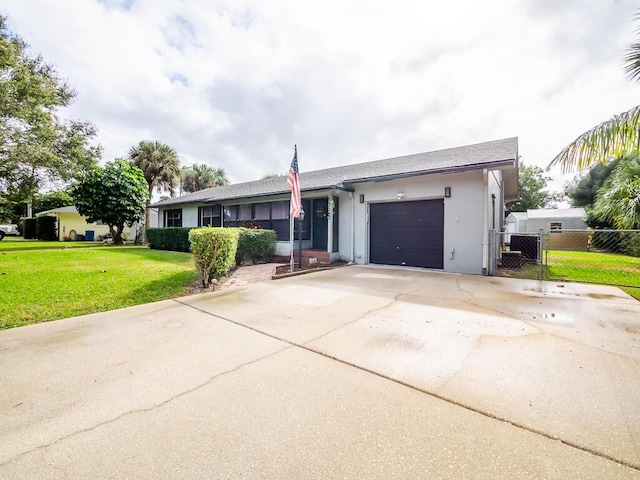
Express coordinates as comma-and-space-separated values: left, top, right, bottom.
189, 227, 240, 286
36, 216, 57, 241
620, 232, 640, 258
591, 230, 622, 252
22, 218, 36, 239
146, 227, 193, 252
236, 228, 277, 265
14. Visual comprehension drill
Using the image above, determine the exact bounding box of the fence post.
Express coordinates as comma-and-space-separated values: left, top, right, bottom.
538, 228, 544, 281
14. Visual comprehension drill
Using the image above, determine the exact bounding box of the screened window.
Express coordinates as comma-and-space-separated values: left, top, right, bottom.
199, 205, 221, 227
221, 200, 309, 241
254, 203, 271, 220
165, 209, 182, 227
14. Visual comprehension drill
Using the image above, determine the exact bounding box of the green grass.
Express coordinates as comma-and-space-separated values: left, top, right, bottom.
0, 245, 197, 329
0, 237, 105, 251
544, 249, 640, 300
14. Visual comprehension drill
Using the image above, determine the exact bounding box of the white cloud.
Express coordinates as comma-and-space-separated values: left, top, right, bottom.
1, 0, 638, 194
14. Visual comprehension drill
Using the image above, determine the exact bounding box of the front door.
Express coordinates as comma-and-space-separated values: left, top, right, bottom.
312, 198, 328, 250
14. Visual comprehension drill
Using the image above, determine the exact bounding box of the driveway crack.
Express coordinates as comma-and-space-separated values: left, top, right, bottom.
174, 298, 640, 472
0, 345, 292, 468
303, 293, 401, 345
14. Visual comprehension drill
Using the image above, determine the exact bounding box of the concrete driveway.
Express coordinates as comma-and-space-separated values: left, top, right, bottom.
1, 265, 639, 479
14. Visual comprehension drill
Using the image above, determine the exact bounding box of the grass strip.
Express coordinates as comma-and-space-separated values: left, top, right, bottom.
0, 246, 197, 329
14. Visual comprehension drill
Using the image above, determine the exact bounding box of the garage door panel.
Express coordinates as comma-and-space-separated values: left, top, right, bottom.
370, 200, 443, 269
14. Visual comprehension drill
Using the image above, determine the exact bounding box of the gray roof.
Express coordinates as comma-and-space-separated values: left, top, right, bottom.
152, 137, 518, 207
36, 206, 79, 216
527, 208, 586, 219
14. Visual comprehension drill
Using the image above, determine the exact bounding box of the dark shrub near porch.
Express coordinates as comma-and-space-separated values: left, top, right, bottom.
146, 227, 193, 252
236, 228, 277, 265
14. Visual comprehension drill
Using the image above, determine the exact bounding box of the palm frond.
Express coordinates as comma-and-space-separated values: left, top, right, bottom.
548, 105, 640, 173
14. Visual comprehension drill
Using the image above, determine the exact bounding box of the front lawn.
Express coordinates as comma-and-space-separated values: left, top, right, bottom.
0, 245, 197, 329
0, 236, 106, 251
545, 249, 640, 300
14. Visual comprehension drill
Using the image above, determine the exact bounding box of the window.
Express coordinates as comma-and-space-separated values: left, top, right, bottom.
270, 201, 289, 241
221, 200, 309, 241
550, 222, 562, 233
165, 209, 182, 227
199, 205, 221, 227
223, 204, 252, 223
254, 203, 271, 220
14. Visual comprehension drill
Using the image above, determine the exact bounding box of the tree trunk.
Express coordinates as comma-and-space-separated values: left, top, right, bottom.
145, 187, 152, 229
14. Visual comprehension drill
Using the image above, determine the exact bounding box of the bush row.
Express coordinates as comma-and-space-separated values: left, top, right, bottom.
145, 227, 193, 252
147, 227, 277, 283
20, 217, 57, 240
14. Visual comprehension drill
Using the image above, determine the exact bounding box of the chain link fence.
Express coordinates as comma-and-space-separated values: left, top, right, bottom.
490, 229, 640, 289
543, 229, 640, 288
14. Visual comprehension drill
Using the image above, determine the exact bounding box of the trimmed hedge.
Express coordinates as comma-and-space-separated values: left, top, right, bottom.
22, 218, 36, 239
189, 227, 240, 286
236, 228, 277, 265
36, 216, 57, 241
146, 227, 193, 252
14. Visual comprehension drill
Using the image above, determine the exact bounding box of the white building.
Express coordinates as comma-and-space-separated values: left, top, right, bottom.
151, 137, 519, 275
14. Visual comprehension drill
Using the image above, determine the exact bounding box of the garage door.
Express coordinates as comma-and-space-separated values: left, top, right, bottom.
369, 199, 444, 269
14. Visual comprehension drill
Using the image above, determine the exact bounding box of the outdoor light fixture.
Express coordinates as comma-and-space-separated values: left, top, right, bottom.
359, 194, 365, 203
445, 187, 451, 198
397, 192, 405, 200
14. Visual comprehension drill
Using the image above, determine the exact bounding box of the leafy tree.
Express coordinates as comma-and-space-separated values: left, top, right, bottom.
71, 159, 149, 245
181, 164, 229, 193
0, 16, 101, 215
128, 140, 181, 227
593, 156, 640, 229
34, 190, 74, 214
565, 158, 621, 207
550, 12, 640, 172
0, 188, 74, 222
506, 162, 559, 215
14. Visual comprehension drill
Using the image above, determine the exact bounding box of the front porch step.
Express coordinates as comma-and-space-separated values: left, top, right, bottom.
274, 249, 331, 265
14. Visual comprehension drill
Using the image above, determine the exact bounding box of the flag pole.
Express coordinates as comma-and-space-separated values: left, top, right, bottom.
289, 213, 294, 272
287, 144, 300, 273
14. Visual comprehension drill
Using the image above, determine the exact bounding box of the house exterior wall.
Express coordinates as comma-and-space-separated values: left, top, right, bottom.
341, 170, 487, 275
57, 212, 110, 241
158, 197, 314, 256
526, 216, 586, 233
506, 213, 527, 234
157, 169, 502, 275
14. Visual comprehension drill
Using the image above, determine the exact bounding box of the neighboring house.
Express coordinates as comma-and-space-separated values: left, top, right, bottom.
151, 137, 519, 275
506, 207, 588, 250
505, 211, 528, 240
506, 208, 587, 234
36, 206, 145, 242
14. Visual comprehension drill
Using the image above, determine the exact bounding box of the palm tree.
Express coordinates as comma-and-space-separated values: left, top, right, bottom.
549, 106, 640, 173
181, 164, 229, 193
593, 155, 640, 229
550, 13, 640, 172
128, 140, 181, 227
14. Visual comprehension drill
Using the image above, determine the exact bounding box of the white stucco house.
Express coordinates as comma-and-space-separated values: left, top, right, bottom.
151, 137, 519, 275
37, 206, 155, 242
506, 208, 587, 234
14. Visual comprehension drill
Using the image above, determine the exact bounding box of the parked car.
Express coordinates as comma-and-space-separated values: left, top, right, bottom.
0, 224, 20, 240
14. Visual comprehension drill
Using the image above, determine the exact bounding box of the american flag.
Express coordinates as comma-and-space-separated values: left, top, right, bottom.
287, 145, 301, 218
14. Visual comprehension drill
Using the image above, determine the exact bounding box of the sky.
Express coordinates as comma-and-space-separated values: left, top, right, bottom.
2, 0, 639, 196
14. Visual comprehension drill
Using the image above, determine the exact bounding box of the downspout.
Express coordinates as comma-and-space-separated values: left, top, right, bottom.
482, 169, 489, 274
350, 192, 355, 262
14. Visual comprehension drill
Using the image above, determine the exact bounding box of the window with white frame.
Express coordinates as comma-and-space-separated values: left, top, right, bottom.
165, 209, 182, 227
